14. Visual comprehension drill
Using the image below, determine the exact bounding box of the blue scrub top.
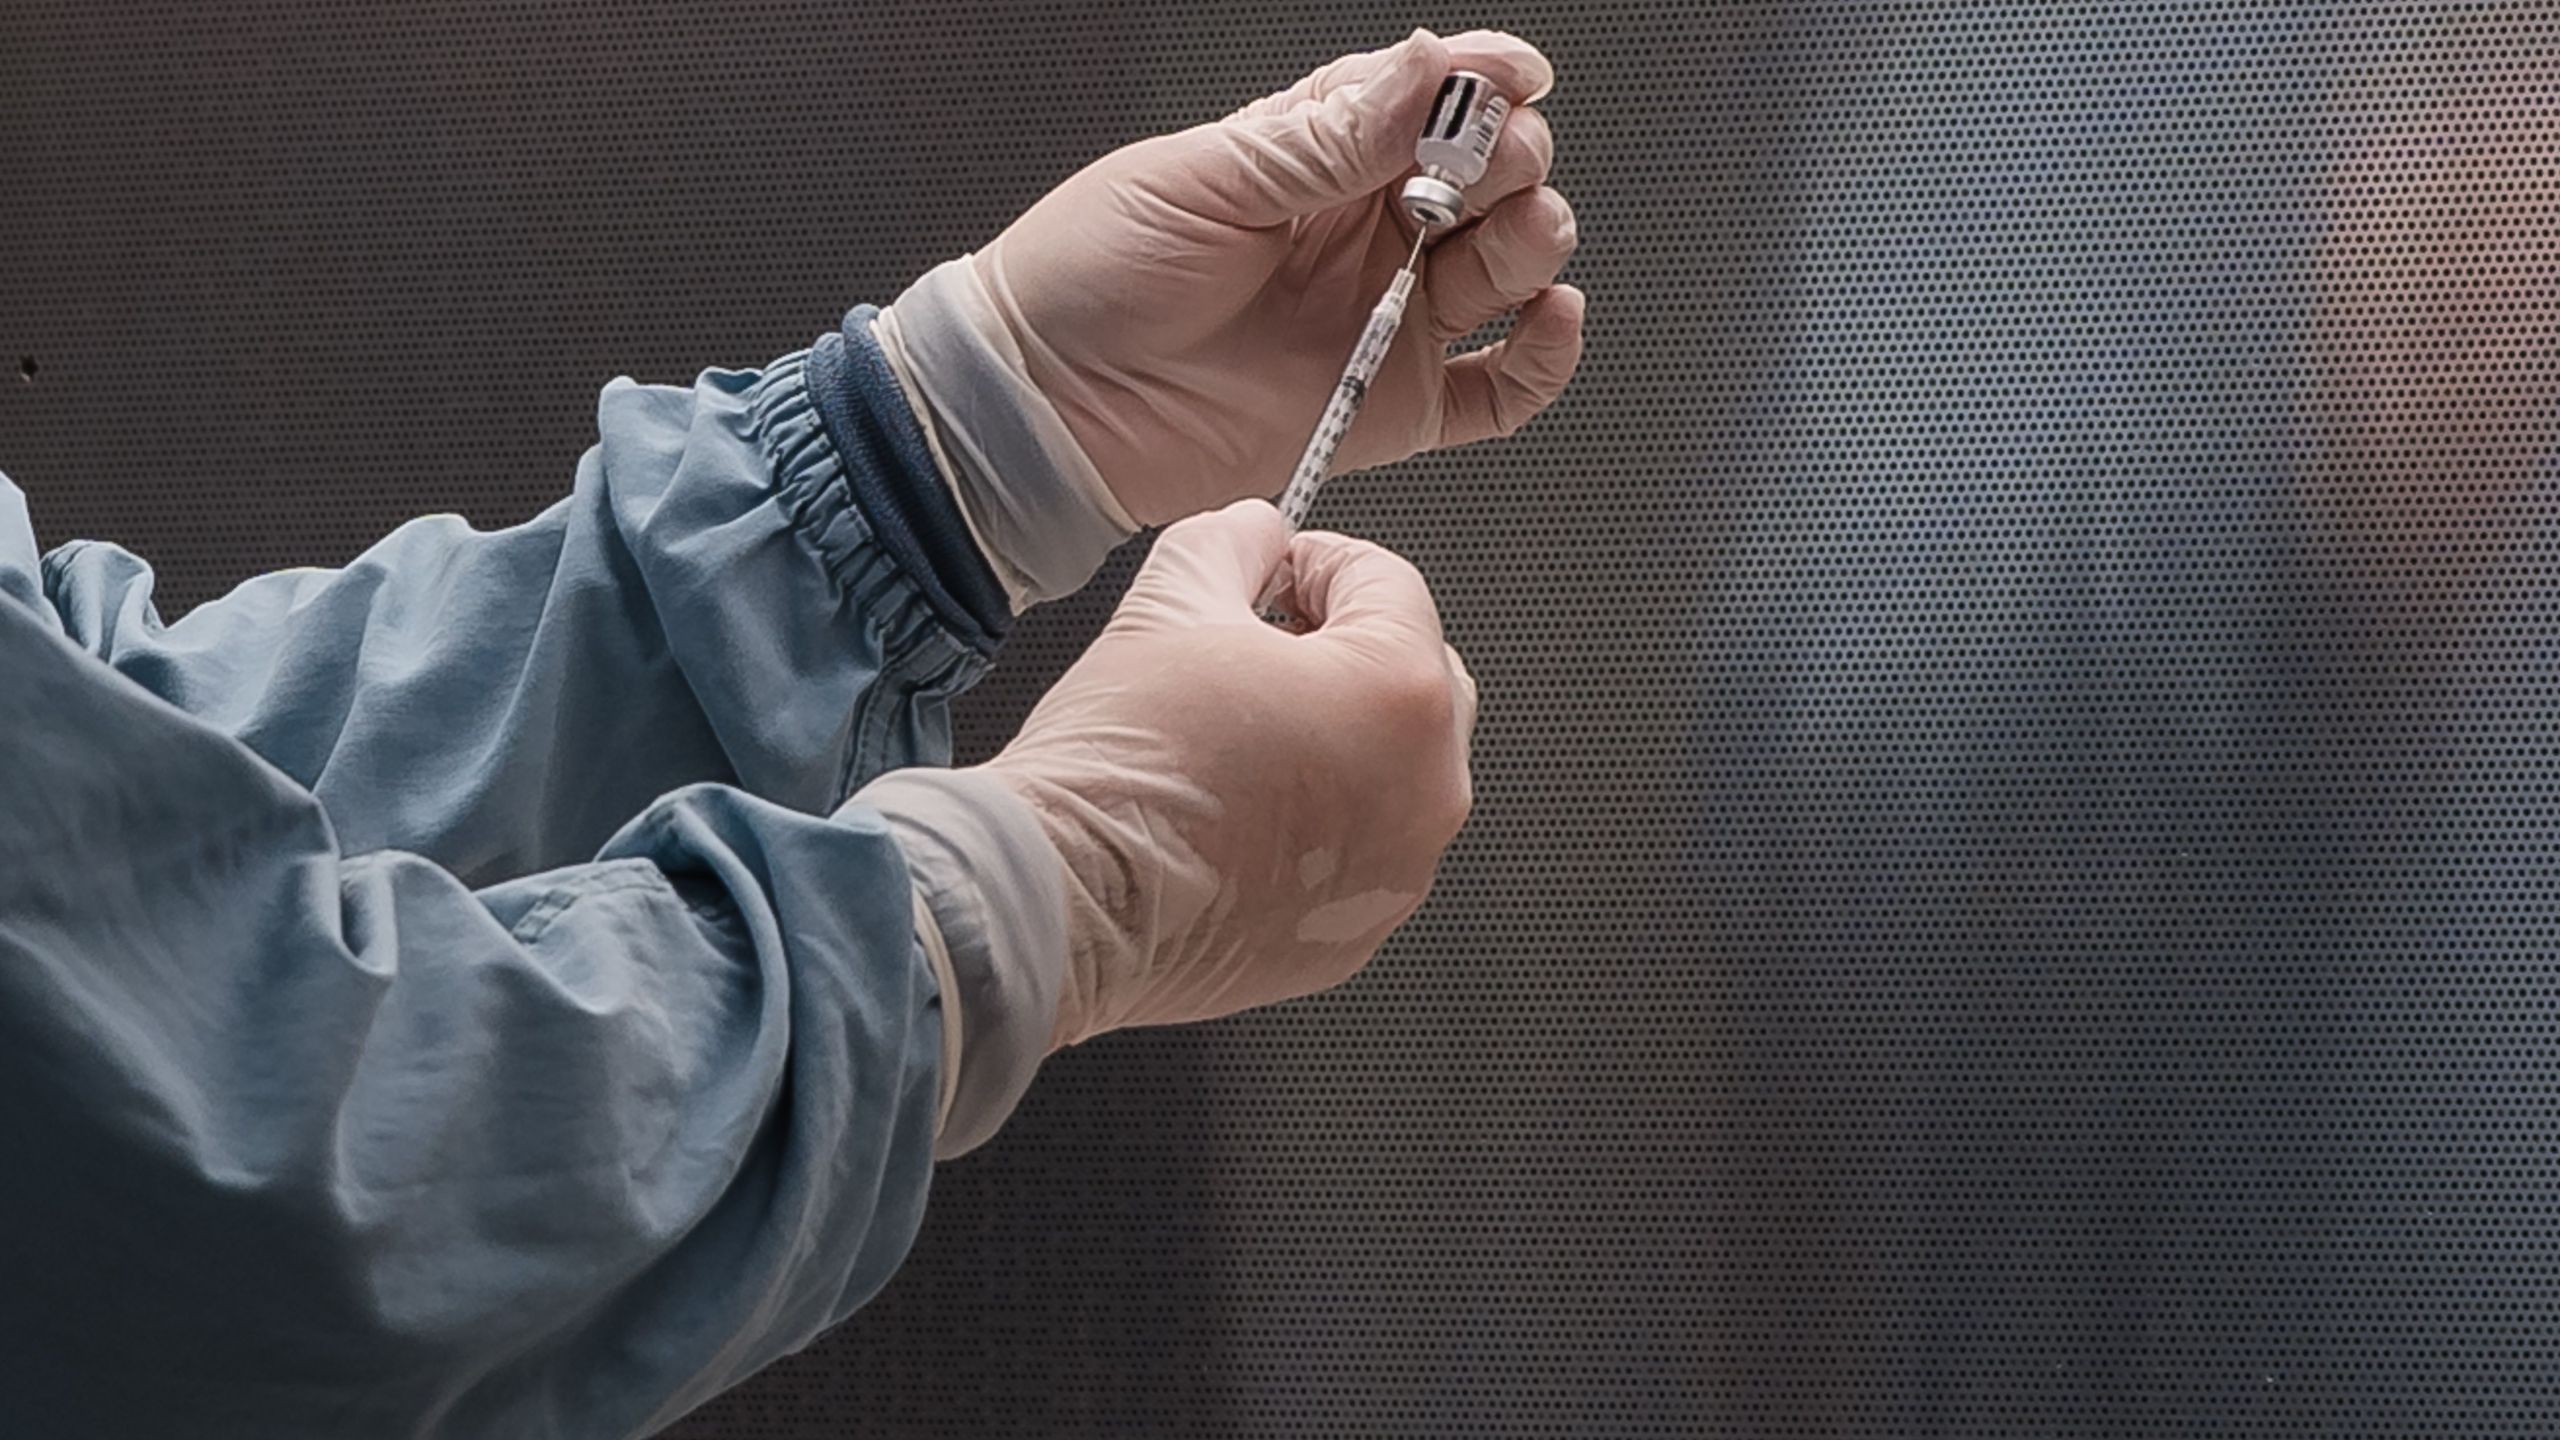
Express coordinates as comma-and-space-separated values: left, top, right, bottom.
0, 311, 1043, 1436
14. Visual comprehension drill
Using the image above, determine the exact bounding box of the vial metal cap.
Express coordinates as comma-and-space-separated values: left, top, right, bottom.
1400, 175, 1466, 229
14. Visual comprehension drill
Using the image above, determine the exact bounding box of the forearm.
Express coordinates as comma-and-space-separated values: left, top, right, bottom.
0, 594, 1075, 1436
16, 314, 1012, 887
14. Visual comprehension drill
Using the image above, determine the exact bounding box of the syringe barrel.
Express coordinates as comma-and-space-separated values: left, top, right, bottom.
1275, 270, 1415, 528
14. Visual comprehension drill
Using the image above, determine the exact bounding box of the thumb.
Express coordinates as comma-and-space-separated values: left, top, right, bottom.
1117, 500, 1294, 624
1194, 29, 1450, 228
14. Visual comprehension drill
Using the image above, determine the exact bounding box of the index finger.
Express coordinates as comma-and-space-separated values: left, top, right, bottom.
1232, 28, 1553, 123
1229, 29, 1434, 121
1281, 530, 1448, 654
1442, 30, 1555, 105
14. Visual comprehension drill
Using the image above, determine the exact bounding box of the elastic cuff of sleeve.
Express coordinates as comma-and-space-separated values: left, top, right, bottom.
804, 309, 1013, 651
875, 258, 1137, 609
852, 767, 1067, 1159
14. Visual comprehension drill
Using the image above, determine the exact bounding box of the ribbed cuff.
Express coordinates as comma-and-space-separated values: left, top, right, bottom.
851, 767, 1066, 1159
804, 308, 1013, 652
874, 258, 1137, 610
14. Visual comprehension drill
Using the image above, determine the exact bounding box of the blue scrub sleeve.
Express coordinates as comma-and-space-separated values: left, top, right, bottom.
0, 595, 931, 1437
0, 313, 1071, 1434
20, 315, 1008, 888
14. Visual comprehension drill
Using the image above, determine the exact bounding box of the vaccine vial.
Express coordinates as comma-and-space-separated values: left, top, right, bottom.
1400, 71, 1511, 229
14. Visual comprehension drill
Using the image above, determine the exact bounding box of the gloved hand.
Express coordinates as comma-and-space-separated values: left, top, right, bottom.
874, 29, 1583, 609
987, 28, 1581, 526
981, 501, 1477, 1049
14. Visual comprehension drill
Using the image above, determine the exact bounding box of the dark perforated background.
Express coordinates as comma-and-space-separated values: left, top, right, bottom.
9, 2, 2560, 1434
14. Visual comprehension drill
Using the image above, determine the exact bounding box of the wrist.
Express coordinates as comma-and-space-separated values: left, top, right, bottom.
852, 766, 1071, 1155
980, 757, 1123, 1052
874, 258, 1137, 611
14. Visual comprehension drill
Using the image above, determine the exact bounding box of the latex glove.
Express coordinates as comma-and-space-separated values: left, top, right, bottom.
882, 27, 1584, 569
982, 500, 1477, 1048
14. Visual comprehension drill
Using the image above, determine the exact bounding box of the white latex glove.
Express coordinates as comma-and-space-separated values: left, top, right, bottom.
880, 27, 1583, 584
981, 500, 1478, 1049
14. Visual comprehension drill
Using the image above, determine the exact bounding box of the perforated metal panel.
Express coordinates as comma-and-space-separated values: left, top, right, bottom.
8, 3, 2560, 1435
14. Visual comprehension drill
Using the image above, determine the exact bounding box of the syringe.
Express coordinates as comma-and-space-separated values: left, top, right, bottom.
1263, 69, 1509, 624
1273, 68, 1509, 530
1274, 226, 1428, 530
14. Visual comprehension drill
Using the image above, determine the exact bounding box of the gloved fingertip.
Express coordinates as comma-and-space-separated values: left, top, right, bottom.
1443, 29, 1556, 103
1520, 285, 1588, 386
1160, 497, 1277, 548
1530, 281, 1588, 326
1521, 183, 1576, 248
1380, 28, 1451, 89
1150, 498, 1294, 604
1222, 495, 1294, 549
